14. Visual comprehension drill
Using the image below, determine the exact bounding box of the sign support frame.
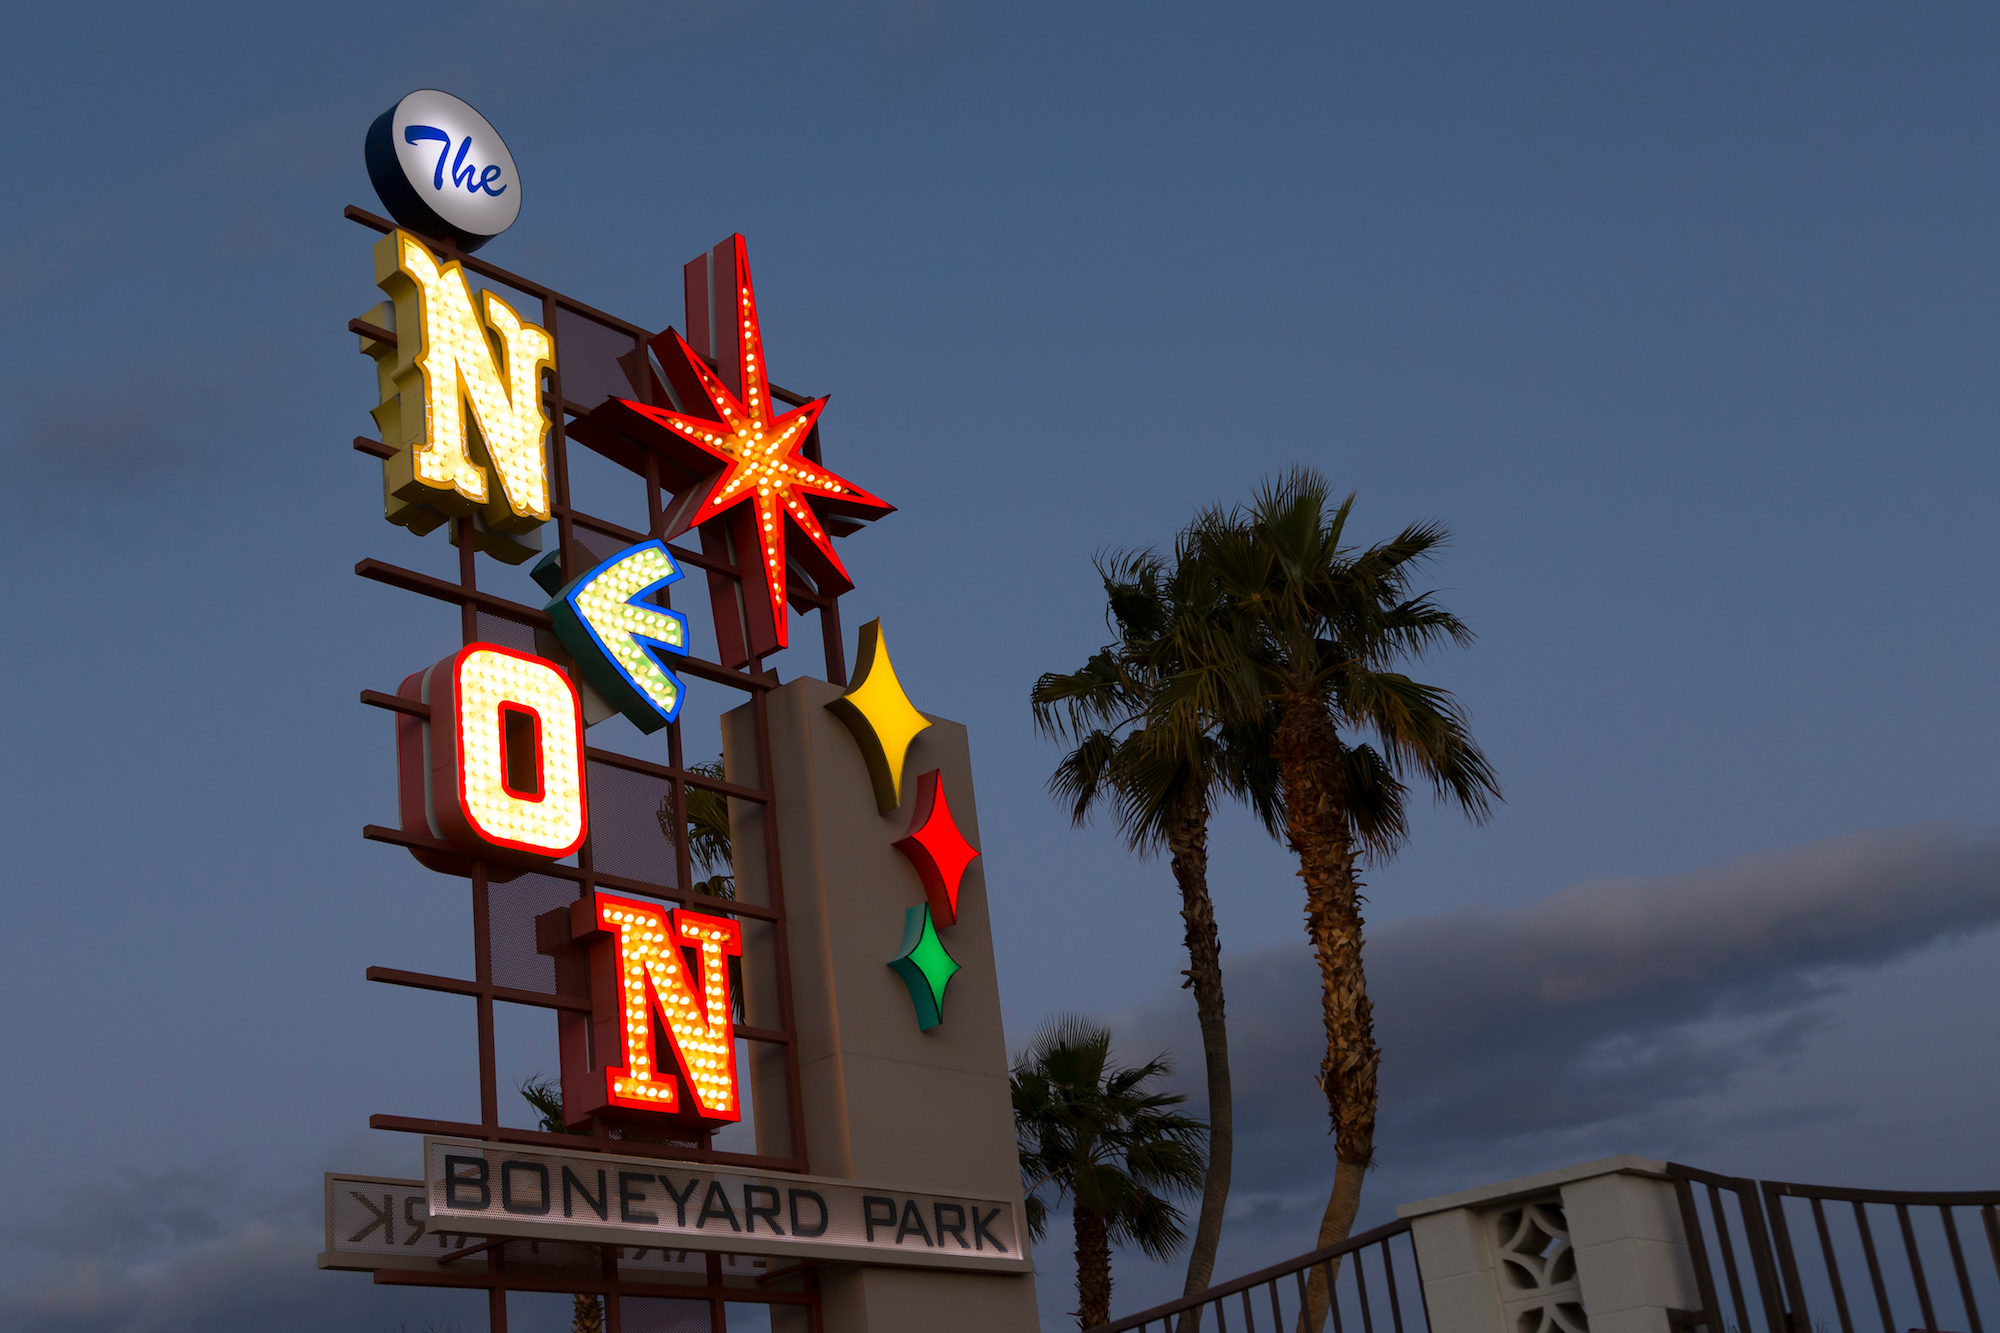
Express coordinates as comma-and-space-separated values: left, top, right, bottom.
341, 203, 856, 1333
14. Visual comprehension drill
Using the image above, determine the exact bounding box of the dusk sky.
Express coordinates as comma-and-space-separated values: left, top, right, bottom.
3, 5, 1998, 1331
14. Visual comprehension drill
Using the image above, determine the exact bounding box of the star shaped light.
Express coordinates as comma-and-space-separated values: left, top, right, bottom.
825, 619, 931, 814
887, 904, 960, 1032
894, 770, 980, 926
604, 235, 893, 655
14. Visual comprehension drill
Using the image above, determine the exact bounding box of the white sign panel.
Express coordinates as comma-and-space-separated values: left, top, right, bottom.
364, 89, 521, 251
320, 1173, 769, 1279
422, 1138, 1031, 1274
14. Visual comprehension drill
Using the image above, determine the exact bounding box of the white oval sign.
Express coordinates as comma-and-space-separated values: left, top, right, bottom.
365, 90, 521, 251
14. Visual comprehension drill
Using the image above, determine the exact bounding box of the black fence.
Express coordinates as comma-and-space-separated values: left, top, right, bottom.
1091, 1220, 1429, 1333
1086, 1164, 2000, 1333
1670, 1164, 2000, 1333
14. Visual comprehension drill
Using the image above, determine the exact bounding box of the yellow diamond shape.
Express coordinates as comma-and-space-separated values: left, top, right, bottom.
826, 619, 931, 814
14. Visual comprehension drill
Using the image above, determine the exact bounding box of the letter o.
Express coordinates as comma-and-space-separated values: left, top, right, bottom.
426, 643, 587, 859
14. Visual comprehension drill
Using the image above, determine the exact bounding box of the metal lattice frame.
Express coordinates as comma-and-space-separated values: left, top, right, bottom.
343, 203, 840, 1333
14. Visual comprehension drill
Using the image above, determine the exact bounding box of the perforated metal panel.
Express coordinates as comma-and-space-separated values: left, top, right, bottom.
485, 872, 574, 993
586, 759, 681, 887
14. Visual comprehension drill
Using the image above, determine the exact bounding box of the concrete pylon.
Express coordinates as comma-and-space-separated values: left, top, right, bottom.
724, 677, 1039, 1333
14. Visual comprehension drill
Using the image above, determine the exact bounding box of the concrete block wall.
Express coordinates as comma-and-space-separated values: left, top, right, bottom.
1399, 1157, 1700, 1333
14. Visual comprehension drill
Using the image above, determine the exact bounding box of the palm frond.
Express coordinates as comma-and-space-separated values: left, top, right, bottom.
1178, 466, 1501, 847
659, 758, 735, 885
1118, 1188, 1192, 1262
518, 1075, 586, 1136
1030, 537, 1281, 857
1047, 728, 1124, 829
1011, 1014, 1207, 1263
1340, 743, 1411, 858
1030, 650, 1136, 740
1340, 671, 1500, 823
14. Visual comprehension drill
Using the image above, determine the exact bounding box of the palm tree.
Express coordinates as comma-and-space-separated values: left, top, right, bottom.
520, 1076, 605, 1333
658, 758, 734, 898
1013, 1016, 1208, 1330
1031, 550, 1278, 1309
1171, 469, 1500, 1323
658, 759, 746, 1022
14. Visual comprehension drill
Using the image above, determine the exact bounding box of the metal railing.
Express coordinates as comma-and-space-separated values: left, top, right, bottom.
1763, 1179, 2000, 1333
1670, 1163, 2000, 1333
1090, 1163, 2000, 1333
1670, 1163, 1791, 1333
1089, 1219, 1427, 1333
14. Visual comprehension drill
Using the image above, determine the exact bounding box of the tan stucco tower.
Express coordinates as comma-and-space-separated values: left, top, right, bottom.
725, 676, 1040, 1333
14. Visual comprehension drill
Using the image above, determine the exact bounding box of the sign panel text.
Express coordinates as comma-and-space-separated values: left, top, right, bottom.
422, 1138, 1029, 1274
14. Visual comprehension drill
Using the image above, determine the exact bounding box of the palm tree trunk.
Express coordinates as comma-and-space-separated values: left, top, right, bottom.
1166, 782, 1232, 1333
1274, 699, 1379, 1333
572, 1291, 604, 1332
1075, 1201, 1114, 1329
1296, 1159, 1367, 1331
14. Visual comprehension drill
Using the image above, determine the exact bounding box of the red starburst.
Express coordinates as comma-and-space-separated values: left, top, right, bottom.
604, 236, 892, 657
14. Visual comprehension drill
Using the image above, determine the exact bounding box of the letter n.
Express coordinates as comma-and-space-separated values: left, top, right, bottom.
366, 228, 554, 561
545, 891, 743, 1128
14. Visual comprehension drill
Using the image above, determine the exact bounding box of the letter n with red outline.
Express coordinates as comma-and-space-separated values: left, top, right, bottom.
540, 892, 742, 1128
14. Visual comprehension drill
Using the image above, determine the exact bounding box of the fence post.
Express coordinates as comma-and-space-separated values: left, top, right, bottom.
1402, 1200, 1508, 1333
1559, 1163, 1701, 1333
1399, 1157, 1700, 1333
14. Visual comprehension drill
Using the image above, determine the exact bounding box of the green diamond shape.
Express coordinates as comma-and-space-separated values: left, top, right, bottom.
887, 904, 960, 1031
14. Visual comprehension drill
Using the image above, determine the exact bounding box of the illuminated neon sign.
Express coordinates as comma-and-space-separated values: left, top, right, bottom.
542, 539, 691, 734
364, 89, 522, 252
397, 643, 588, 866
362, 229, 553, 562
547, 893, 742, 1127
599, 236, 893, 663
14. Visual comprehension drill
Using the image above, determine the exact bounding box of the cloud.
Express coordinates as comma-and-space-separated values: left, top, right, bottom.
0, 338, 305, 524
0, 201, 128, 315
0, 1166, 471, 1333
1111, 822, 2000, 1204
16, 825, 2000, 1333
3, 1163, 236, 1255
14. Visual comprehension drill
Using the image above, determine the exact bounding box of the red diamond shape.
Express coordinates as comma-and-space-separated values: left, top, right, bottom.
892, 770, 980, 926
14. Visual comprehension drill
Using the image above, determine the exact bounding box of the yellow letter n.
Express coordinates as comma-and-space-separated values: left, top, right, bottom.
362, 229, 554, 563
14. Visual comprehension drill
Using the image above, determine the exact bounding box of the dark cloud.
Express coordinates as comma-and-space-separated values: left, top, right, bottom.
8, 835, 1997, 1331
1112, 823, 2000, 1204
0, 1167, 471, 1333
0, 340, 302, 524
3, 1163, 237, 1255
0, 373, 214, 512
0, 202, 127, 314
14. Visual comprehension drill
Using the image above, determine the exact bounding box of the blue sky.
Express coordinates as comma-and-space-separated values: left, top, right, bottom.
2, 4, 1997, 1331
